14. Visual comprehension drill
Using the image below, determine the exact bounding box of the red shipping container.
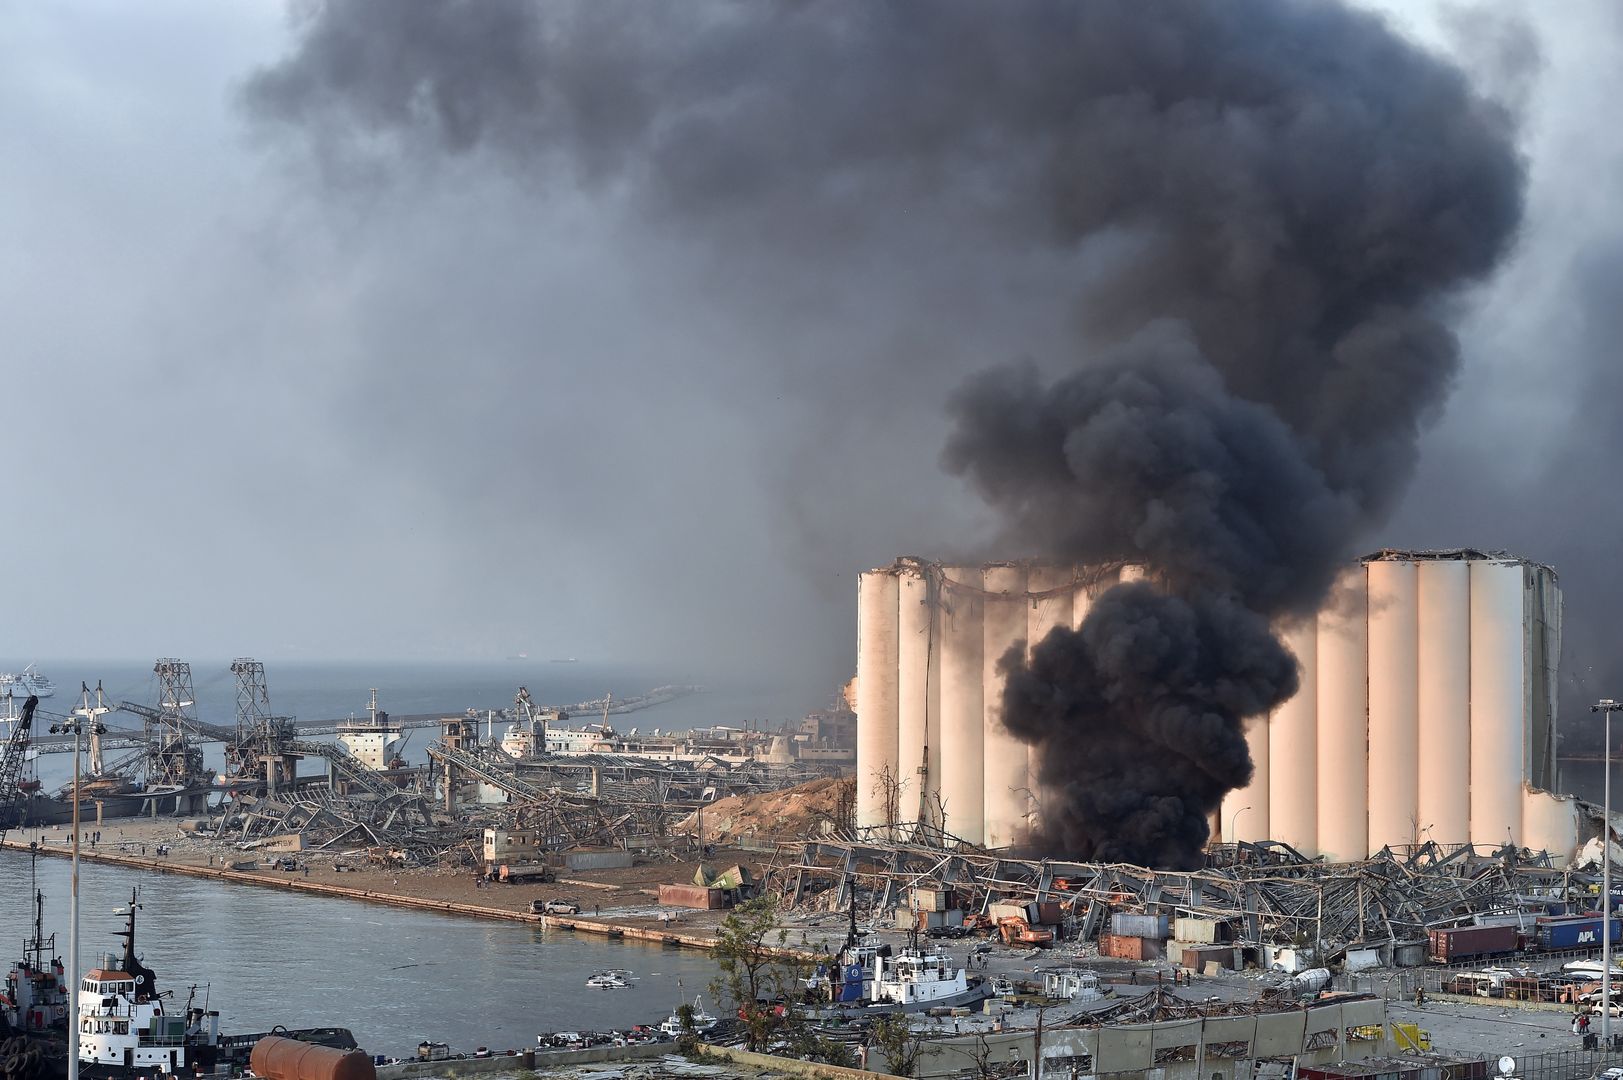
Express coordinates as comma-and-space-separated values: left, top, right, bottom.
1427, 924, 1518, 962
1098, 933, 1164, 961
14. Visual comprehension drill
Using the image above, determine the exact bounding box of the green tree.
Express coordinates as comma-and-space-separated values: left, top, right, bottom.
869, 1014, 926, 1077
709, 894, 806, 1052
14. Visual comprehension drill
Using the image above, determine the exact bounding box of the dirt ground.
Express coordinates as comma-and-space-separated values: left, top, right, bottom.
674, 776, 854, 847
6, 816, 752, 936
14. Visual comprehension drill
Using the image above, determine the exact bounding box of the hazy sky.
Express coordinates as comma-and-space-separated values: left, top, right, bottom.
5, 2, 1620, 721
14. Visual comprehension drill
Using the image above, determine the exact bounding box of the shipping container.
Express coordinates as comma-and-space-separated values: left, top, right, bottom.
989, 902, 1029, 923
1534, 915, 1623, 950
1427, 924, 1519, 962
1173, 918, 1225, 944
1110, 914, 1169, 939
1034, 902, 1064, 926
659, 884, 726, 910
564, 850, 635, 871
910, 888, 949, 912
1098, 933, 1163, 961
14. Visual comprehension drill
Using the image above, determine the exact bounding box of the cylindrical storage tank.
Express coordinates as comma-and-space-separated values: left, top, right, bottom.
895, 562, 939, 829
1366, 559, 1419, 852
982, 563, 1029, 849
250, 1037, 377, 1080
938, 566, 986, 844
1470, 560, 1527, 847
1268, 619, 1318, 856
1026, 565, 1075, 838
1417, 559, 1471, 844
1316, 569, 1368, 863
855, 569, 901, 830
1522, 787, 1580, 862
1221, 717, 1269, 843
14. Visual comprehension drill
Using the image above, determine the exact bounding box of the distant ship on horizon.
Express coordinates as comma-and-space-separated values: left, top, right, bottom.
0, 664, 53, 699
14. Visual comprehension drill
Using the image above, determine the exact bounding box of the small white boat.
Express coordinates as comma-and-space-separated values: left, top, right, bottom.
659, 994, 719, 1036
585, 971, 629, 989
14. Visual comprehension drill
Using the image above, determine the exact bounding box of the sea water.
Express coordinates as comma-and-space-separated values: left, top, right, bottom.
0, 850, 725, 1056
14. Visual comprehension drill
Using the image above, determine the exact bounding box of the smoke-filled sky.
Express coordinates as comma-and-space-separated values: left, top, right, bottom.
4, 2, 1621, 731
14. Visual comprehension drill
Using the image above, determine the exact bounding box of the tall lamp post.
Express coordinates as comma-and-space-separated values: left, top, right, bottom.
1593, 699, 1623, 1047
51, 682, 108, 1080
1228, 806, 1251, 845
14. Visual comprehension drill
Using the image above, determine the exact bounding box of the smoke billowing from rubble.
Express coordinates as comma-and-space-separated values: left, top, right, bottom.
246, 0, 1525, 866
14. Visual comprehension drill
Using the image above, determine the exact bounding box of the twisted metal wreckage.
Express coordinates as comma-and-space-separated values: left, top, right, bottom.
214, 731, 840, 867
764, 824, 1609, 955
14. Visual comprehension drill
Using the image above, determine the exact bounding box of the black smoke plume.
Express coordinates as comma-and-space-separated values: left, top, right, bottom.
246, 0, 1526, 866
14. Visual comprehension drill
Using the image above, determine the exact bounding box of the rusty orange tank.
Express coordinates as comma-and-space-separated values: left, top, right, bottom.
249, 1036, 376, 1080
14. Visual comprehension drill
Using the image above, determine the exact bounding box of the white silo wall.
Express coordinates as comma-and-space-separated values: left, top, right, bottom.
1026, 565, 1075, 835
1522, 787, 1580, 861
1316, 570, 1369, 862
1470, 560, 1527, 847
1221, 717, 1270, 843
939, 566, 986, 844
896, 563, 939, 828
983, 564, 1030, 848
1366, 559, 1420, 851
1416, 559, 1472, 844
855, 570, 901, 830
1268, 619, 1319, 856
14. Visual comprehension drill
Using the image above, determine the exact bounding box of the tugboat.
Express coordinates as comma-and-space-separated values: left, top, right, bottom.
3, 859, 69, 1036
75, 892, 226, 1078
803, 903, 988, 1016
658, 995, 719, 1037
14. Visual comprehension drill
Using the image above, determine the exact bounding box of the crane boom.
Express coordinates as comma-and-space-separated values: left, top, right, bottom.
0, 695, 39, 843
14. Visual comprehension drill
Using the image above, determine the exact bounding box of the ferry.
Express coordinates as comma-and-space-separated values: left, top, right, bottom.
1, 666, 54, 699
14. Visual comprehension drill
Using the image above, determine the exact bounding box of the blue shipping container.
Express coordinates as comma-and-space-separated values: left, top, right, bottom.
1536, 916, 1623, 950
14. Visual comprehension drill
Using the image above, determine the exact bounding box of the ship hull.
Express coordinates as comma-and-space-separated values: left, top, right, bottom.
805, 980, 993, 1019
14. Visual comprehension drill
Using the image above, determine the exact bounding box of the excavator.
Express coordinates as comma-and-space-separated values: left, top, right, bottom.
997, 915, 1055, 948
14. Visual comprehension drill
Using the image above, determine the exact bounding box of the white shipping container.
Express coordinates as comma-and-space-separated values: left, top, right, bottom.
1174, 918, 1220, 944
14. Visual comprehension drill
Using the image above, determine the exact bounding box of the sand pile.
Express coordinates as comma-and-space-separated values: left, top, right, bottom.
679, 775, 855, 844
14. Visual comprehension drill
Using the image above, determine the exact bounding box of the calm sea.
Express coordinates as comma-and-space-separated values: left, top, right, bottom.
0, 851, 723, 1056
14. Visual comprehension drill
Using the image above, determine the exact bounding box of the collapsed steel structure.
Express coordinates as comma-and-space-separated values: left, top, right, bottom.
766, 830, 1594, 952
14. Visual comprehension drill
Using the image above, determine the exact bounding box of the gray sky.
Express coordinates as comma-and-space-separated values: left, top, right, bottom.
4, 1, 1620, 720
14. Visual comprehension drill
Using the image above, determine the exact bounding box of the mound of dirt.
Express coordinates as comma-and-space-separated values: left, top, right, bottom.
678, 775, 855, 845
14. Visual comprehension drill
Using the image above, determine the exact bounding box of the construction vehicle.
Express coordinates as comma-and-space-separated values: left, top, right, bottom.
997, 916, 1054, 948
0, 694, 39, 841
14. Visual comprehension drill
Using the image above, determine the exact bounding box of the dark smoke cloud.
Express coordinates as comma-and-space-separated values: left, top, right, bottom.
245, 0, 1526, 866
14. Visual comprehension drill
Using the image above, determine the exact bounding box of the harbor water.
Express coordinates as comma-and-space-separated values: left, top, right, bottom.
0, 850, 724, 1057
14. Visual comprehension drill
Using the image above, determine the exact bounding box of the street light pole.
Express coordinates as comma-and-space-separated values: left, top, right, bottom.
1229, 806, 1251, 845
1593, 699, 1623, 1047
54, 681, 108, 1080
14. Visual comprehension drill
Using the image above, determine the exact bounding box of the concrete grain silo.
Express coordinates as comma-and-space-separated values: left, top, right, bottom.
854, 570, 900, 829
1221, 549, 1567, 860
938, 565, 986, 844
853, 549, 1575, 862
981, 564, 1029, 849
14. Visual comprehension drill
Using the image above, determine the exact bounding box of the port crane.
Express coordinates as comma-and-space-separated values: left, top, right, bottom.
0, 694, 39, 843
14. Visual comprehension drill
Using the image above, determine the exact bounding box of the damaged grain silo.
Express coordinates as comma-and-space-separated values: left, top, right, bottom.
854, 549, 1576, 862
